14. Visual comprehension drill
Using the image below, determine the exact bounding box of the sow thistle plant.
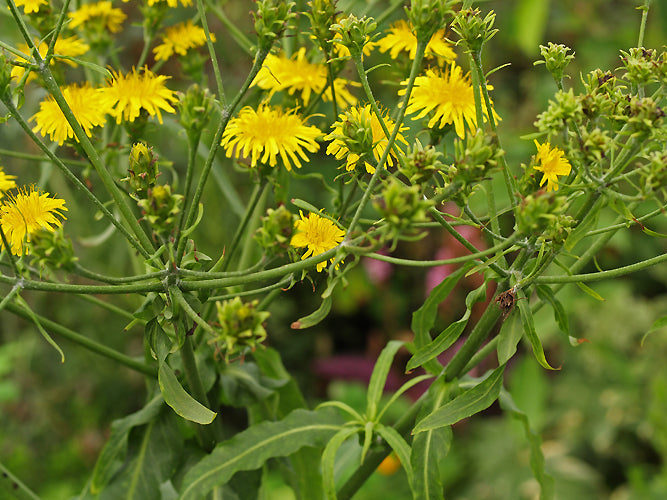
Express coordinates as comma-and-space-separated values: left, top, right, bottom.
0, 0, 665, 498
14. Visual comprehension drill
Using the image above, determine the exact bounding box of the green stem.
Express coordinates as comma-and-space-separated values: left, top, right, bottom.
0, 274, 164, 294
210, 180, 267, 273
33, 63, 156, 257
176, 47, 271, 261
0, 96, 152, 259
74, 263, 167, 284
637, 0, 652, 47
5, 300, 157, 378
345, 38, 427, 238
535, 251, 667, 284
206, 0, 253, 56
195, 0, 225, 105
430, 208, 509, 277
0, 147, 89, 167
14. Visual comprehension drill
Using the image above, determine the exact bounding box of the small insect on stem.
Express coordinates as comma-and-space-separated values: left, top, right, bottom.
495, 286, 519, 318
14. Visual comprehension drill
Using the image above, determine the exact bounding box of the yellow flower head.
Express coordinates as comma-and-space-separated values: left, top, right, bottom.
533, 140, 572, 191
220, 105, 322, 171
290, 211, 345, 272
98, 67, 177, 124
324, 104, 408, 174
400, 64, 499, 139
0, 187, 67, 255
30, 83, 110, 145
0, 168, 18, 198
14, 0, 48, 14
377, 20, 456, 63
253, 48, 358, 108
12, 36, 90, 83
145, 0, 193, 7
153, 21, 214, 61
68, 1, 127, 33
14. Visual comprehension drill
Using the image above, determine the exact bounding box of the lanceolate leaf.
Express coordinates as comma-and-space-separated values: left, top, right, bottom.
91, 394, 165, 492
158, 362, 217, 425
499, 390, 555, 500
407, 282, 487, 372
291, 295, 332, 329
376, 425, 414, 491
98, 411, 185, 500
414, 364, 506, 433
411, 264, 472, 374
641, 314, 667, 346
411, 377, 452, 500
535, 285, 570, 336
366, 340, 405, 421
322, 427, 359, 500
516, 291, 559, 370
179, 409, 342, 500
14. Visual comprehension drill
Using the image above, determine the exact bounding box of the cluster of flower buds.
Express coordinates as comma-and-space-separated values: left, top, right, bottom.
451, 8, 498, 54
399, 139, 446, 186
306, 0, 338, 55
125, 142, 183, 239
535, 42, 575, 85
516, 192, 574, 245
373, 177, 433, 244
253, 0, 297, 52
407, 0, 457, 43
177, 84, 215, 141
27, 227, 78, 274
254, 204, 295, 256
330, 14, 377, 58
212, 297, 270, 362
620, 47, 666, 87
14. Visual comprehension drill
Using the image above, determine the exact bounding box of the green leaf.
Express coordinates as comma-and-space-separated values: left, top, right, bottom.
179, 409, 342, 500
54, 55, 112, 78
411, 264, 472, 374
535, 285, 570, 336
376, 424, 413, 490
414, 365, 506, 433
291, 295, 332, 329
513, 0, 550, 55
641, 314, 667, 346
407, 282, 487, 372
91, 394, 165, 492
0, 461, 40, 500
366, 340, 405, 421
516, 291, 559, 370
96, 411, 185, 500
499, 390, 555, 500
411, 378, 452, 500
497, 315, 523, 365
576, 282, 605, 301
158, 362, 217, 425
321, 427, 359, 500
147, 320, 217, 424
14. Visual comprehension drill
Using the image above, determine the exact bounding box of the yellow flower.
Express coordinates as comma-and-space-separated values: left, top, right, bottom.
0, 187, 67, 256
14, 0, 48, 14
12, 36, 90, 83
324, 104, 408, 174
0, 168, 18, 198
98, 67, 177, 124
220, 105, 322, 171
145, 0, 192, 7
30, 83, 110, 145
153, 21, 215, 61
68, 1, 127, 33
290, 211, 345, 272
533, 140, 572, 191
252, 48, 358, 108
400, 64, 499, 139
377, 20, 456, 63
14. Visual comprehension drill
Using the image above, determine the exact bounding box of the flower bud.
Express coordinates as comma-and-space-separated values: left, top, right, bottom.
407, 0, 457, 43
399, 139, 446, 185
27, 227, 78, 274
620, 47, 661, 87
534, 89, 584, 134
253, 0, 297, 51
177, 84, 215, 139
330, 14, 377, 58
307, 0, 338, 54
621, 95, 664, 138
373, 177, 433, 244
516, 191, 573, 245
535, 42, 574, 84
137, 184, 184, 239
451, 8, 498, 54
125, 142, 158, 196
212, 297, 269, 362
254, 204, 295, 255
